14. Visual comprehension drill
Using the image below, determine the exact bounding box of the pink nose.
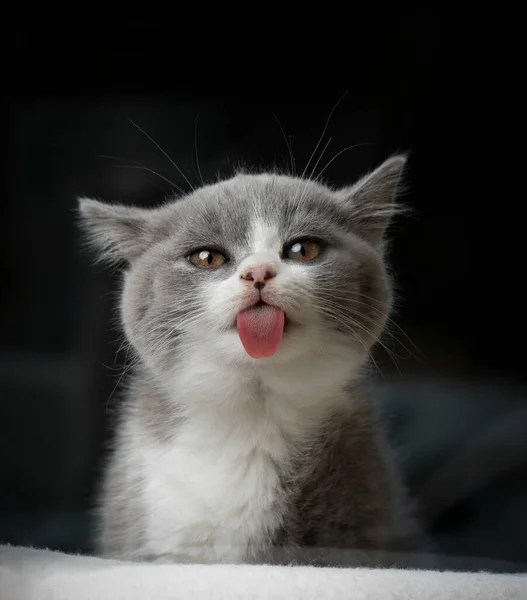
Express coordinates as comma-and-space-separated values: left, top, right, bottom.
240, 264, 277, 290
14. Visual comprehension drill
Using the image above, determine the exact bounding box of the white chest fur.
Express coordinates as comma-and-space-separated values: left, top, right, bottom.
139, 411, 286, 563
132, 353, 355, 564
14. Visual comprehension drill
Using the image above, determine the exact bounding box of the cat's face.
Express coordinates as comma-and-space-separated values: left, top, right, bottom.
79, 156, 405, 379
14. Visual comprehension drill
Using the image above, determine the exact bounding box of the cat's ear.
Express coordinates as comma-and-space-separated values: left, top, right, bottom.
77, 198, 154, 264
337, 154, 408, 249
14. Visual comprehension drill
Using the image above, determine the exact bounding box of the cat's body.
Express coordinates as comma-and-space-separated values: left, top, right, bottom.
79, 157, 422, 565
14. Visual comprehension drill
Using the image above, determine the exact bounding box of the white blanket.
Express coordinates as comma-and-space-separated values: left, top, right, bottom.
1, 544, 525, 600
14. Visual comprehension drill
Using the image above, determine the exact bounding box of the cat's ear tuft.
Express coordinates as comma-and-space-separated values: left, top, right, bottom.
77, 197, 153, 265
338, 154, 408, 249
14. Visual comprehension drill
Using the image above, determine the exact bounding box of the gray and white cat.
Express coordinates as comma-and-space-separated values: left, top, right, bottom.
78, 155, 422, 566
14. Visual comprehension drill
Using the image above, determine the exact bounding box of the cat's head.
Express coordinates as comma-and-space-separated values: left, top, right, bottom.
78, 156, 406, 380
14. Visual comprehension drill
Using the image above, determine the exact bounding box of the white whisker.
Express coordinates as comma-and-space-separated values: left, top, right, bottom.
272, 112, 296, 175
194, 114, 205, 186
128, 119, 195, 192
99, 154, 184, 194
300, 91, 347, 181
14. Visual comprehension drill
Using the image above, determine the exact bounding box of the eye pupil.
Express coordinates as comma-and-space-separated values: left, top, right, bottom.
286, 239, 321, 262
188, 249, 227, 268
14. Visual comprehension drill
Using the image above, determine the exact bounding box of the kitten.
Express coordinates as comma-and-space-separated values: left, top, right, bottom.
78, 155, 422, 565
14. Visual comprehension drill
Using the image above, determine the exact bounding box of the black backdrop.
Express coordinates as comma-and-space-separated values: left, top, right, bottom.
2, 12, 526, 564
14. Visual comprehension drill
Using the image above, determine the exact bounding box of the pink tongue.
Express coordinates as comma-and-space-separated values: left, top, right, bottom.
237, 304, 285, 358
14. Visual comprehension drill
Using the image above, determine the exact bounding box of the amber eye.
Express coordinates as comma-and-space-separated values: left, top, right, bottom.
187, 249, 227, 268
285, 240, 322, 262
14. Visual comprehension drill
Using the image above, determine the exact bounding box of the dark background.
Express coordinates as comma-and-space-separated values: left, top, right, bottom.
2, 13, 526, 569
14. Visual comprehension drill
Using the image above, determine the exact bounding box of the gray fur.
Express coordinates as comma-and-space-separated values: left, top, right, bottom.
78, 155, 422, 565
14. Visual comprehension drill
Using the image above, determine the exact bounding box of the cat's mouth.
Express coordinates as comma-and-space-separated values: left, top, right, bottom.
234, 300, 291, 359
233, 301, 291, 330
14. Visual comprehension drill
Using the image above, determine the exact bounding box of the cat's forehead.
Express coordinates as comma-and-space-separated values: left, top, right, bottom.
203, 173, 328, 210
172, 174, 343, 245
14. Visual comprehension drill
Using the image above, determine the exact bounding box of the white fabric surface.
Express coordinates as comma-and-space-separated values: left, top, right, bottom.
1, 544, 526, 600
